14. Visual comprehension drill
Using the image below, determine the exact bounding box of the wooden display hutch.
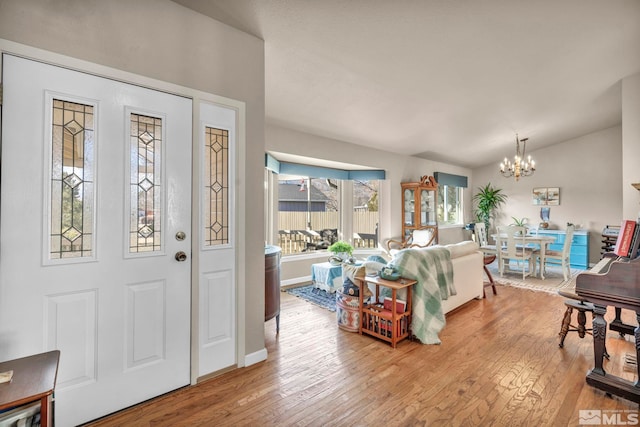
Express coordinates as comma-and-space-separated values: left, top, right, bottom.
355, 275, 416, 348
401, 175, 438, 245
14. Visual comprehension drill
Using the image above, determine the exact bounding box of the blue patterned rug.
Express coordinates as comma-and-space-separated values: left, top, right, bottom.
286, 285, 336, 312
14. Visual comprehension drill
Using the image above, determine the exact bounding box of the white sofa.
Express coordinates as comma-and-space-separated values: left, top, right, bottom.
405, 240, 484, 314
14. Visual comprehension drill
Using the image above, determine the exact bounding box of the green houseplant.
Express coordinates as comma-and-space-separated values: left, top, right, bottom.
510, 216, 528, 235
510, 216, 528, 227
327, 240, 354, 258
473, 183, 508, 240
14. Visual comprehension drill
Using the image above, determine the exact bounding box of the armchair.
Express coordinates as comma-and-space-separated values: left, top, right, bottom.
386, 226, 437, 255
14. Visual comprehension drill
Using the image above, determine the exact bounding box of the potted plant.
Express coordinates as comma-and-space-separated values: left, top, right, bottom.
510, 216, 528, 227
510, 216, 528, 235
473, 183, 508, 240
327, 240, 354, 260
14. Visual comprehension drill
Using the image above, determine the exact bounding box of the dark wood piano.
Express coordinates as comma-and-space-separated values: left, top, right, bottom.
575, 254, 640, 402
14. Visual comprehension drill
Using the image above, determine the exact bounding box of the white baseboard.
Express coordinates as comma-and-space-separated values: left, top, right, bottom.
244, 347, 268, 366
281, 276, 311, 287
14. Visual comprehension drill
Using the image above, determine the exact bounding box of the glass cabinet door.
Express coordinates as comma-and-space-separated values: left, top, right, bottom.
404, 188, 415, 226
420, 189, 435, 226
400, 176, 438, 246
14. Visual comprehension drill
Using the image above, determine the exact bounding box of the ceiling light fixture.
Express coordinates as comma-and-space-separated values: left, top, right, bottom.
499, 134, 535, 181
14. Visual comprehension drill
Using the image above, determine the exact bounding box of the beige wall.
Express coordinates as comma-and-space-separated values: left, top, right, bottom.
0, 0, 266, 356
473, 126, 622, 266
622, 72, 640, 219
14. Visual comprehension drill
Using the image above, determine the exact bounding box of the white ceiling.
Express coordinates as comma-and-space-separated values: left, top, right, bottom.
173, 0, 640, 169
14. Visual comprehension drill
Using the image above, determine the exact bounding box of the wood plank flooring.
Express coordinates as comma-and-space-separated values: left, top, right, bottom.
86, 285, 640, 426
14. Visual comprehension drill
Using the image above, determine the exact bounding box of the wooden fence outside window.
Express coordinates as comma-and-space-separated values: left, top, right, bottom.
278, 212, 378, 255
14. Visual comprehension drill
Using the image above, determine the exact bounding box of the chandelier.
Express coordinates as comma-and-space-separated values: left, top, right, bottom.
499, 134, 535, 181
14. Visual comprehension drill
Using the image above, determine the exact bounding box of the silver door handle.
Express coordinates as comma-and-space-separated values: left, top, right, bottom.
175, 251, 187, 262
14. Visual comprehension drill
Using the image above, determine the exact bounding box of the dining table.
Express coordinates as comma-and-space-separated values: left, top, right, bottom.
491, 233, 556, 279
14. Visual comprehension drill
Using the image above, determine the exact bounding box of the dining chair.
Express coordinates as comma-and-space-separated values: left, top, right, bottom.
538, 225, 575, 281
496, 225, 536, 280
474, 222, 497, 255
475, 222, 498, 297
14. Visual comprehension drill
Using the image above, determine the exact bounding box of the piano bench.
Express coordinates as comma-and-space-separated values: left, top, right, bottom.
557, 293, 610, 359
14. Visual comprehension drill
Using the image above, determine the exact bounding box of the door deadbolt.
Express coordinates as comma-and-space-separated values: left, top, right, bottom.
175, 231, 186, 241
175, 251, 187, 262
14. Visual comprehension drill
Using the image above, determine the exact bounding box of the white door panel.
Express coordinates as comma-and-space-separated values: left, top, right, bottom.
197, 101, 237, 375
0, 55, 191, 426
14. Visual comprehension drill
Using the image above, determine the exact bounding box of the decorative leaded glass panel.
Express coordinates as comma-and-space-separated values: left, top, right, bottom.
50, 99, 95, 259
129, 113, 162, 253
204, 127, 229, 246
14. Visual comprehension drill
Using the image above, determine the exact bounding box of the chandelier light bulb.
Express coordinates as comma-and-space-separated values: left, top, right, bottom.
499, 134, 536, 181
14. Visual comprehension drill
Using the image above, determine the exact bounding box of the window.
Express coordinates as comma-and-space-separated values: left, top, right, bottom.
49, 99, 95, 260
434, 172, 467, 226
129, 113, 163, 254
353, 180, 379, 249
272, 175, 380, 256
276, 175, 340, 255
278, 175, 340, 255
203, 126, 229, 247
437, 185, 463, 225
266, 155, 385, 256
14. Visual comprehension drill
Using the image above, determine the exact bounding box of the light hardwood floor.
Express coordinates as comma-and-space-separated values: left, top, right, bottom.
86, 285, 640, 426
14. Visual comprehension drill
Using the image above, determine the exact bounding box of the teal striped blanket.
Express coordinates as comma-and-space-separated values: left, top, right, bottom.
389, 247, 455, 344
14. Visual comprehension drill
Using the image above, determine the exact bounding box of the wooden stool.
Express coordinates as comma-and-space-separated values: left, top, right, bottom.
557, 290, 609, 358
483, 254, 497, 298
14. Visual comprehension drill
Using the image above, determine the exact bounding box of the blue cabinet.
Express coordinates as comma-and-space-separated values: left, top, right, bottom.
535, 229, 589, 269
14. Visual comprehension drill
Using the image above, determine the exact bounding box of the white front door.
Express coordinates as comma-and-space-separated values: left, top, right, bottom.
0, 55, 192, 426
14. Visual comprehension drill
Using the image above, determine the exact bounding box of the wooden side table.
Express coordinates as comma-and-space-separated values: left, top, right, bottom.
0, 350, 60, 427
355, 275, 416, 348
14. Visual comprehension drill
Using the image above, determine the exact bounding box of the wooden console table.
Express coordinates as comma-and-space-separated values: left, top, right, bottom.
0, 350, 60, 427
355, 275, 416, 348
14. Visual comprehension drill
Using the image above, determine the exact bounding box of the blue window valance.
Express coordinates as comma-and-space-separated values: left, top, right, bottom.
265, 153, 386, 180
434, 172, 468, 188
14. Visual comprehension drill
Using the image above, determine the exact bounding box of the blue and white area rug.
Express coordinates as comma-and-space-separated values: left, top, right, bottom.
285, 285, 337, 312
486, 262, 581, 295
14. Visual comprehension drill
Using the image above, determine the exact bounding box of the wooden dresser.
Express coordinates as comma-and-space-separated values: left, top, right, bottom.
265, 245, 282, 333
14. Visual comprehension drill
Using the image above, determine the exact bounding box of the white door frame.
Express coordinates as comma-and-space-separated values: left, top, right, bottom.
0, 39, 247, 383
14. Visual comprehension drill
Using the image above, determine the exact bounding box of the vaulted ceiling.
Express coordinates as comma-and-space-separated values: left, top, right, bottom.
174, 0, 640, 168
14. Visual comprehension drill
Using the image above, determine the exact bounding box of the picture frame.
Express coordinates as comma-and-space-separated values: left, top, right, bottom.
532, 188, 547, 205
532, 187, 560, 206
546, 187, 560, 205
